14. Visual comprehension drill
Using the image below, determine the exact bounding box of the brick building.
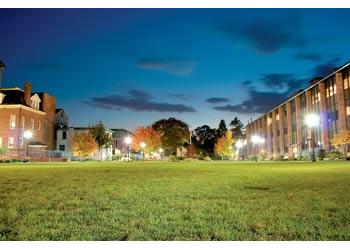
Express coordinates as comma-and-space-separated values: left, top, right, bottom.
246, 60, 350, 159
0, 81, 56, 158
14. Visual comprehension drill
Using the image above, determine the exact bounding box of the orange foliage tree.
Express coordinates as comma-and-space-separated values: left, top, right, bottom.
331, 130, 350, 155
214, 131, 234, 158
132, 127, 161, 153
71, 131, 98, 158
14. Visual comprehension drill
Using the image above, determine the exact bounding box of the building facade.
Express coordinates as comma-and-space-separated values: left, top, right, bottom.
0, 82, 56, 158
246, 61, 350, 159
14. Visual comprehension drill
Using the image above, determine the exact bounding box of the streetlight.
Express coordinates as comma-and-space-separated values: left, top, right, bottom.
305, 114, 320, 162
23, 130, 33, 158
124, 136, 132, 162
140, 142, 146, 160
159, 148, 164, 159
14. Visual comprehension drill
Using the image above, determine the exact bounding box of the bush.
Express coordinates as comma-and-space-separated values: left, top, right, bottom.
318, 149, 326, 160
249, 155, 258, 162
112, 155, 121, 161
204, 156, 212, 161
168, 155, 180, 162
327, 150, 343, 159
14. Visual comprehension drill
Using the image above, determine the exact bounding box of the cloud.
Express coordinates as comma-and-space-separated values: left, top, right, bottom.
168, 93, 191, 100
206, 97, 230, 104
213, 88, 286, 114
29, 63, 64, 70
84, 89, 196, 113
136, 58, 197, 76
218, 13, 307, 53
311, 57, 342, 76
259, 73, 306, 92
294, 52, 322, 62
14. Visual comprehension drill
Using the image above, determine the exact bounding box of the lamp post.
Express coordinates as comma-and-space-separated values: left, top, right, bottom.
159, 148, 164, 160
23, 130, 33, 159
305, 114, 320, 162
140, 142, 146, 160
124, 136, 132, 162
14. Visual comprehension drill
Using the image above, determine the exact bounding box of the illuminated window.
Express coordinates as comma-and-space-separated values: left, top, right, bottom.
347, 106, 350, 116
8, 137, 14, 148
31, 119, 35, 130
276, 114, 280, 121
38, 121, 41, 131
0, 137, 2, 147
9, 115, 16, 129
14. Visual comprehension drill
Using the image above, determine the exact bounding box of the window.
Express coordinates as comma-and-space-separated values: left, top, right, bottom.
38, 121, 41, 131
21, 116, 25, 130
59, 145, 65, 151
10, 115, 16, 129
62, 131, 67, 140
0, 137, 2, 147
19, 137, 23, 147
31, 100, 40, 109
31, 119, 35, 130
347, 106, 350, 116
8, 137, 14, 148
276, 113, 280, 121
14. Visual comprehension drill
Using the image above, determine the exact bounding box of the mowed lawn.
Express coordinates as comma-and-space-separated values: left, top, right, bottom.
0, 161, 349, 240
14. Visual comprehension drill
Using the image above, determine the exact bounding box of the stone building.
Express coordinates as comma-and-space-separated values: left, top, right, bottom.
246, 60, 350, 159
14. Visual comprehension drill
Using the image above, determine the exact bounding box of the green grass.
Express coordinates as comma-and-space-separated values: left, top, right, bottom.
0, 160, 349, 240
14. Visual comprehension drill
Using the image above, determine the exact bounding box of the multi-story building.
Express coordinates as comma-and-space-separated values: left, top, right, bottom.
0, 81, 56, 158
246, 60, 350, 159
110, 128, 133, 155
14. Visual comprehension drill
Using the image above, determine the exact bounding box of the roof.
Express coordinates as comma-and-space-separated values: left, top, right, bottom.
248, 59, 350, 126
0, 60, 5, 69
0, 89, 27, 105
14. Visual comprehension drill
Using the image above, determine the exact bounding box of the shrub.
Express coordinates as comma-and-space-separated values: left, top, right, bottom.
249, 155, 258, 162
318, 149, 326, 160
204, 156, 212, 161
327, 150, 343, 159
168, 155, 180, 162
112, 155, 121, 161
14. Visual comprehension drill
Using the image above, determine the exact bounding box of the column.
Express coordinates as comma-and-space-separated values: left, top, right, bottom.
295, 96, 303, 152
286, 102, 293, 158
279, 107, 284, 156
319, 82, 330, 150
335, 72, 347, 131
272, 110, 277, 156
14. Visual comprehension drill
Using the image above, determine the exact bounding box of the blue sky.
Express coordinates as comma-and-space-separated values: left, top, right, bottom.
1, 9, 350, 130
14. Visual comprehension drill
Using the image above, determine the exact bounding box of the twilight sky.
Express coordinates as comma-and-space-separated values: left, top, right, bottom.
1, 9, 350, 130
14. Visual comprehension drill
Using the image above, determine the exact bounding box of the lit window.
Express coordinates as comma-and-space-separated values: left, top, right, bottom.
0, 137, 2, 147
344, 80, 349, 89
10, 115, 16, 129
31, 119, 35, 130
276, 114, 280, 121
21, 116, 25, 130
8, 137, 15, 148
38, 121, 41, 131
334, 85, 337, 94
347, 106, 350, 116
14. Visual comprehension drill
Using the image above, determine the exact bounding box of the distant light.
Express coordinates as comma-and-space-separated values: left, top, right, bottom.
140, 142, 146, 149
251, 135, 264, 144
305, 114, 319, 128
159, 148, 164, 153
23, 130, 33, 139
124, 136, 132, 145
236, 140, 243, 149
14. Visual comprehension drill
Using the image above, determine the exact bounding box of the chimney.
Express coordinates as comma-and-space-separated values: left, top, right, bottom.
310, 77, 323, 86
0, 60, 5, 89
24, 81, 32, 106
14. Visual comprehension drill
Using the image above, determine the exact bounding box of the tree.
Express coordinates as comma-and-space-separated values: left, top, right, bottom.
91, 121, 112, 160
230, 117, 244, 138
152, 118, 190, 155
192, 125, 218, 157
217, 119, 227, 138
215, 131, 234, 159
0, 146, 8, 160
331, 130, 350, 156
132, 127, 161, 153
71, 132, 98, 159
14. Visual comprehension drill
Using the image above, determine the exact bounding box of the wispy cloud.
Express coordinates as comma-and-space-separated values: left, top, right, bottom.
206, 97, 230, 104
168, 93, 191, 100
311, 57, 342, 76
84, 89, 196, 113
294, 52, 322, 62
218, 13, 307, 53
136, 58, 197, 76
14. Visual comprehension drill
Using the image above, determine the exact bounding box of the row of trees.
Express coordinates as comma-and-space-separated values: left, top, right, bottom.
131, 117, 244, 158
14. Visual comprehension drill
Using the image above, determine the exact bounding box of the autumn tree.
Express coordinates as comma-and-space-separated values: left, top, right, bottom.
71, 132, 98, 159
91, 121, 112, 160
215, 131, 234, 159
331, 130, 350, 156
132, 127, 161, 153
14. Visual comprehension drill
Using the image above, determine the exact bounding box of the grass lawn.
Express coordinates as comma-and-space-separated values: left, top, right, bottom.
0, 160, 349, 240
